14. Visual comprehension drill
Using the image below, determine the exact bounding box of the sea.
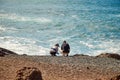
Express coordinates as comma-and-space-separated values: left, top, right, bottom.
0, 0, 120, 56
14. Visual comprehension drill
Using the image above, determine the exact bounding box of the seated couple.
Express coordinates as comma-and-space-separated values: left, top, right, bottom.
50, 41, 70, 56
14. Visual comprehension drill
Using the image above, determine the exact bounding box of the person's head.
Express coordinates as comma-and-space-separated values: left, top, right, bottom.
55, 43, 59, 47
63, 40, 66, 43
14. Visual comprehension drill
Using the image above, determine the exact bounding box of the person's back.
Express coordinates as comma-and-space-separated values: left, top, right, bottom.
61, 41, 70, 56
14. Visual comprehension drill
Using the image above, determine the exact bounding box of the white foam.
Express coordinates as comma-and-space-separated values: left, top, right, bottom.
79, 41, 94, 48
0, 13, 52, 23
1, 37, 118, 56
71, 15, 78, 19
0, 25, 6, 32
79, 39, 120, 56
115, 14, 120, 17
60, 13, 65, 16
0, 36, 49, 55
0, 25, 18, 33
91, 40, 120, 56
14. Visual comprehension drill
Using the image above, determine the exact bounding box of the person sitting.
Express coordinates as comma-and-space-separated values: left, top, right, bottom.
61, 41, 70, 56
50, 43, 59, 56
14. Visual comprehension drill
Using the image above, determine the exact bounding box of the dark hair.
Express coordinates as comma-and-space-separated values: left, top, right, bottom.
63, 40, 66, 43
55, 43, 59, 47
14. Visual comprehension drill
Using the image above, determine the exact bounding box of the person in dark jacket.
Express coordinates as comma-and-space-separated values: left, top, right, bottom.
50, 43, 59, 56
61, 41, 70, 56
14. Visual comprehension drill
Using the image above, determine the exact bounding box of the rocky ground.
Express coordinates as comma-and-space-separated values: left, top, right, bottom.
0, 48, 120, 80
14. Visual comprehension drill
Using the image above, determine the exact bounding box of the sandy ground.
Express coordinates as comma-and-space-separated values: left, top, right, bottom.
0, 54, 120, 80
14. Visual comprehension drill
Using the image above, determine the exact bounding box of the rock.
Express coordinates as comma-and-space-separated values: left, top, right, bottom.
86, 67, 90, 70
22, 54, 27, 56
0, 51, 5, 57
111, 74, 120, 80
73, 54, 89, 56
0, 47, 17, 56
96, 53, 120, 60
15, 67, 43, 80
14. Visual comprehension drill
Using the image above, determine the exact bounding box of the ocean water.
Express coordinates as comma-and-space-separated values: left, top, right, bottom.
0, 0, 120, 56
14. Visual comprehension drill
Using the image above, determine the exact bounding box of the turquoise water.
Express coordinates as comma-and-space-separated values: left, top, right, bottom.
0, 0, 120, 55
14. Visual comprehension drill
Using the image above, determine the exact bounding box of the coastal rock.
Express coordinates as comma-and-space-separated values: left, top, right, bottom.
96, 53, 120, 60
0, 47, 17, 56
0, 50, 5, 57
15, 67, 43, 80
22, 54, 27, 56
73, 54, 89, 56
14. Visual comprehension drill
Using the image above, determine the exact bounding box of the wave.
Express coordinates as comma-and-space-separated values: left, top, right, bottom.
0, 25, 6, 32
115, 14, 120, 17
79, 39, 120, 56
0, 36, 119, 56
0, 36, 49, 55
0, 13, 52, 23
0, 25, 18, 33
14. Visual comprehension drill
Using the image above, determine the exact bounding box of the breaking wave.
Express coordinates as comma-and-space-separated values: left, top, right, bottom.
0, 13, 52, 23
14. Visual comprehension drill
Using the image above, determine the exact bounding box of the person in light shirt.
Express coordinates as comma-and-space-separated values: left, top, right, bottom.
50, 43, 59, 56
